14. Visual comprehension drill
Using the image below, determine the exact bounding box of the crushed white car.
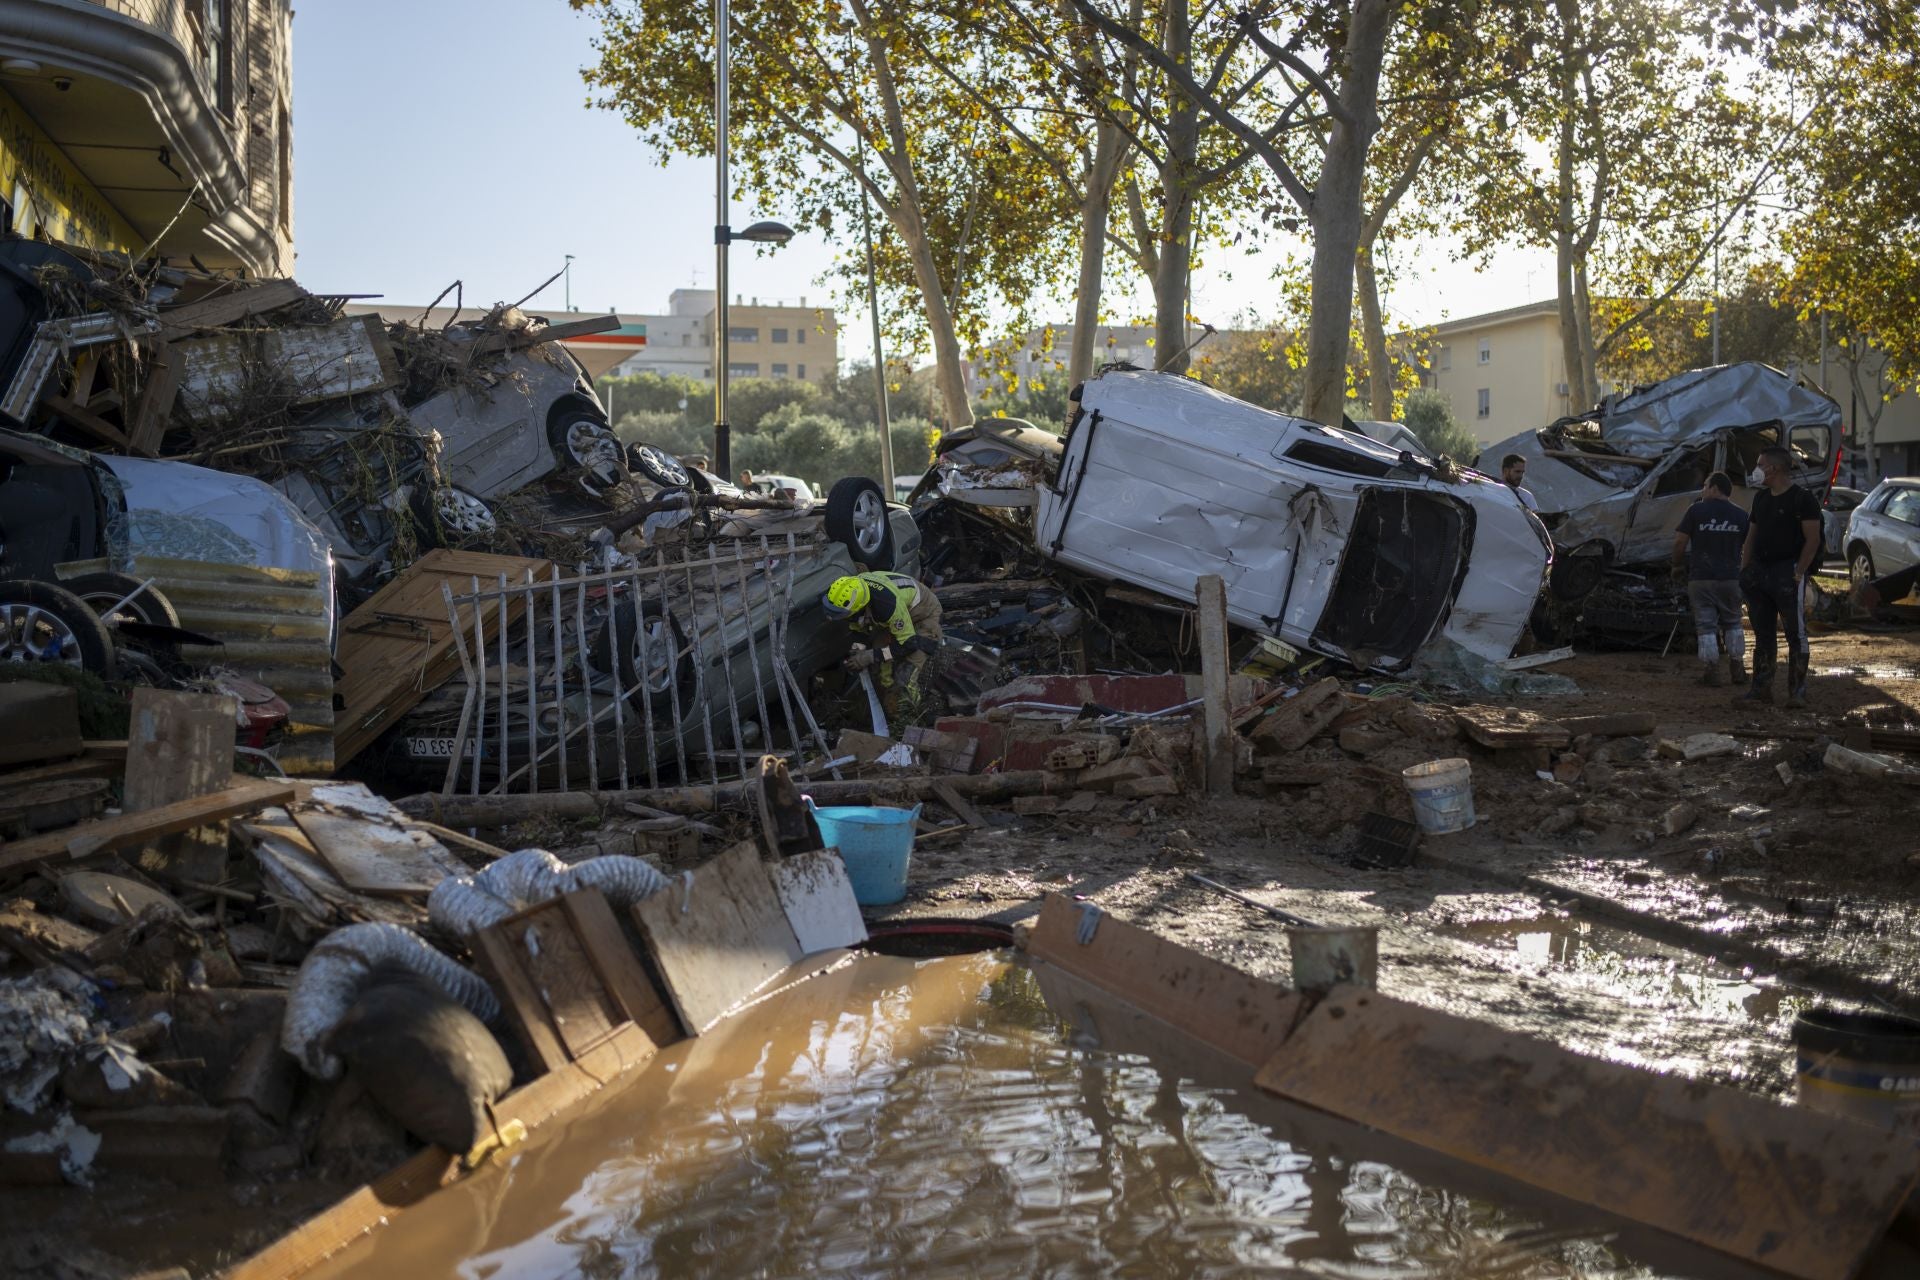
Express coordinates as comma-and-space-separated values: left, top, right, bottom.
1033, 370, 1551, 673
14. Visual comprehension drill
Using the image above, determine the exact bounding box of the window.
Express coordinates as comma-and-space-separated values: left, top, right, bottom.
771, 328, 789, 343
1886, 488, 1920, 527
727, 326, 758, 343
772, 363, 789, 378
728, 362, 759, 377
1438, 345, 1451, 372
275, 104, 291, 235
193, 0, 234, 116
1477, 339, 1491, 365
796, 328, 806, 345
1284, 441, 1393, 478
681, 333, 691, 346
1788, 425, 1831, 471
1476, 388, 1491, 419
796, 363, 806, 379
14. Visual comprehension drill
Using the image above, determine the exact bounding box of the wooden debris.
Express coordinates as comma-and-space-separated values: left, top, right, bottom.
0, 777, 109, 836
1245, 677, 1345, 752
176, 313, 399, 409
771, 848, 867, 953
901, 724, 979, 774
0, 777, 293, 879
153, 279, 307, 341
125, 340, 180, 457
1453, 704, 1572, 749
629, 839, 802, 1035
0, 681, 82, 767
291, 783, 463, 897
124, 689, 239, 884
929, 778, 987, 828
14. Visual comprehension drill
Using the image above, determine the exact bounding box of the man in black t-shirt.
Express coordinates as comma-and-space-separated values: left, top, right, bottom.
1738, 446, 1823, 707
1673, 471, 1750, 686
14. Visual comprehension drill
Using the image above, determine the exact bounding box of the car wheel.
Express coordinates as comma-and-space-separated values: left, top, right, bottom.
825, 476, 895, 570
588, 597, 697, 708
1850, 547, 1876, 593
549, 411, 627, 493
411, 485, 497, 547
0, 580, 118, 676
626, 441, 690, 489
62, 572, 181, 628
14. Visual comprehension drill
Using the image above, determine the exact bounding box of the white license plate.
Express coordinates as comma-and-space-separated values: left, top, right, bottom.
406, 736, 465, 758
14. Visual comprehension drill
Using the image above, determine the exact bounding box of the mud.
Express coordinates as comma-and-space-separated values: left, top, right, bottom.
306, 952, 1772, 1279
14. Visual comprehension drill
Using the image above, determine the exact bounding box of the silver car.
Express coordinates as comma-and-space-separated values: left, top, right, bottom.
1843, 479, 1920, 592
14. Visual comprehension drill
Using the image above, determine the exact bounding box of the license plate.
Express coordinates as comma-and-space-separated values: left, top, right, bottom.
406, 736, 465, 758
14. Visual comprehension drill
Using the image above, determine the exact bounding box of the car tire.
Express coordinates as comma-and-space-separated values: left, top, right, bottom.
626, 441, 690, 489
0, 579, 118, 676
549, 411, 628, 493
588, 597, 697, 709
825, 476, 895, 570
62, 573, 182, 628
1850, 546, 1876, 593
411, 484, 497, 548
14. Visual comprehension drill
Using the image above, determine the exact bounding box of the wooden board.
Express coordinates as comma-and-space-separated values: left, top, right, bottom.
123, 690, 239, 883
0, 778, 293, 878
1453, 704, 1571, 749
155, 279, 307, 341
1245, 676, 1344, 752
928, 778, 986, 829
332, 549, 552, 767
176, 314, 399, 410
1026, 893, 1307, 1068
1252, 987, 1920, 1280
771, 849, 868, 953
292, 808, 458, 897
125, 340, 178, 457
629, 840, 802, 1034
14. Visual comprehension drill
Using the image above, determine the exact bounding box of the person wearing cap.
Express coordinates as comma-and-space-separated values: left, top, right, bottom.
821, 571, 943, 717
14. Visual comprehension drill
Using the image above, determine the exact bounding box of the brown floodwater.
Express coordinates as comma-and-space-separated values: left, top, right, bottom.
308, 951, 1778, 1280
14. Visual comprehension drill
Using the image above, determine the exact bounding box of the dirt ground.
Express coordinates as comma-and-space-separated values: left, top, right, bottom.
883, 619, 1920, 1102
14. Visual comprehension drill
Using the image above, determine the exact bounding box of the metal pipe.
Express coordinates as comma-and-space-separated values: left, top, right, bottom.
1183, 871, 1318, 929
550, 565, 568, 789
713, 0, 732, 476
469, 575, 487, 796
630, 563, 661, 791
440, 580, 476, 798
705, 552, 749, 778
523, 570, 538, 794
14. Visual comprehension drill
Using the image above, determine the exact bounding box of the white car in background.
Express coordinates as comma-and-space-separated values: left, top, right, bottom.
1843, 478, 1920, 592
1033, 371, 1550, 674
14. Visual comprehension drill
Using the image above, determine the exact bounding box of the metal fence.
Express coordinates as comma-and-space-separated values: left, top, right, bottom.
437, 533, 840, 795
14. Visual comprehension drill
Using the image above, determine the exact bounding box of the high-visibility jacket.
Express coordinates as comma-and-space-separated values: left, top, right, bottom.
850, 572, 942, 647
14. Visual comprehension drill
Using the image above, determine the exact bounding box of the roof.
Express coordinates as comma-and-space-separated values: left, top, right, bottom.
1422, 300, 1562, 337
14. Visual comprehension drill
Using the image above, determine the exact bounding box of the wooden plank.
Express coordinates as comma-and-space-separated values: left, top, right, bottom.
469, 313, 621, 357
929, 778, 986, 829
332, 549, 551, 767
125, 340, 178, 457
1245, 676, 1345, 752
507, 902, 622, 1057
1453, 704, 1571, 749
41, 393, 131, 451
405, 819, 508, 864
771, 848, 868, 953
154, 279, 306, 341
1253, 987, 1920, 1280
224, 1022, 656, 1280
0, 755, 119, 789
0, 778, 293, 877
629, 840, 801, 1034
176, 313, 399, 411
562, 888, 681, 1047
474, 921, 572, 1074
1194, 575, 1234, 794
291, 807, 458, 896
124, 689, 238, 883
1026, 893, 1307, 1068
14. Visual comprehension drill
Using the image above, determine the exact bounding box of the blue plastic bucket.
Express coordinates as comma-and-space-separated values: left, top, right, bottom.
805, 800, 922, 905
1401, 758, 1475, 834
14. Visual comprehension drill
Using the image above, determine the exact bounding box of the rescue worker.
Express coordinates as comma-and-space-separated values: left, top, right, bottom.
1672, 471, 1750, 686
1738, 445, 1822, 708
821, 572, 944, 719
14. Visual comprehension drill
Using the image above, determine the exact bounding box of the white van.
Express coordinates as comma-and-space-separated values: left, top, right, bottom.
1034, 371, 1550, 673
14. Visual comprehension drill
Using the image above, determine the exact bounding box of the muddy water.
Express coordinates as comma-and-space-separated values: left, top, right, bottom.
311, 953, 1759, 1279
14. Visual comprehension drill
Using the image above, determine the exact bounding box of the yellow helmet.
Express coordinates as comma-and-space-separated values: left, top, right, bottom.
822, 575, 870, 618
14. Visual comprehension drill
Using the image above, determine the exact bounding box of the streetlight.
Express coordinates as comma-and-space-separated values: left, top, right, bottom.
712, 0, 794, 476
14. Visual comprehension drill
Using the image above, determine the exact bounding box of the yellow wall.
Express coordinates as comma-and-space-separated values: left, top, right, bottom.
720, 303, 839, 386
0, 85, 139, 252
1429, 309, 1575, 446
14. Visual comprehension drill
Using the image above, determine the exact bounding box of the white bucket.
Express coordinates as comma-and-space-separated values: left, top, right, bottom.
1402, 758, 1475, 834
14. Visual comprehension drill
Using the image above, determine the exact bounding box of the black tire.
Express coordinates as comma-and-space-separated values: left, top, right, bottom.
588, 597, 697, 710
0, 579, 117, 676
409, 484, 497, 549
1850, 547, 1876, 594
62, 573, 181, 628
626, 441, 690, 489
825, 476, 895, 570
548, 410, 628, 493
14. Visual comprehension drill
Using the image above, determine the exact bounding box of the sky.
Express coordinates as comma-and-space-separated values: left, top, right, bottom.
291, 1, 1552, 369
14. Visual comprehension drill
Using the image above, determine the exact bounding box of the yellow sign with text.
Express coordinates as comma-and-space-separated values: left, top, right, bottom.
0, 86, 139, 253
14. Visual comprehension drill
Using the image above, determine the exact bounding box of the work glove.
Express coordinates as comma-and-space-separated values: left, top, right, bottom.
846, 646, 877, 672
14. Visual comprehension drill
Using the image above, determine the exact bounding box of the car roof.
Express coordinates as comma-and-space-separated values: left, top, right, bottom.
938, 417, 1061, 460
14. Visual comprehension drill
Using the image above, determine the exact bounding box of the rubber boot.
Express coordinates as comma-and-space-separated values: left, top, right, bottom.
1738, 654, 1775, 705
1729, 655, 1749, 685
1784, 653, 1810, 709
1701, 656, 1727, 687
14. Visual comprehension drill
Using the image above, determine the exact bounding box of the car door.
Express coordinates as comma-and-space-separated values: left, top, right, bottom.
1873, 486, 1920, 577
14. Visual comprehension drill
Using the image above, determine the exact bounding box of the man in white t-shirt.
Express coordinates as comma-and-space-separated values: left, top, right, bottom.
1501, 453, 1539, 511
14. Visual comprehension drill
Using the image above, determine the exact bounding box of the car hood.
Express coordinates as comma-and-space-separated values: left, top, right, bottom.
1553, 362, 1841, 459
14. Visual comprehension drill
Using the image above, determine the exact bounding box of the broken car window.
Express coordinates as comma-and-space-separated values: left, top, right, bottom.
1284, 440, 1394, 478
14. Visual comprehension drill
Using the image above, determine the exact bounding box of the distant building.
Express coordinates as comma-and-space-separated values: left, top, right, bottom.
0, 0, 294, 275
1417, 301, 1575, 446
608, 289, 838, 387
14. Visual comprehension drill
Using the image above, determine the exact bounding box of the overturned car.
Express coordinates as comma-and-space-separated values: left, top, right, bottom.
1032, 371, 1551, 673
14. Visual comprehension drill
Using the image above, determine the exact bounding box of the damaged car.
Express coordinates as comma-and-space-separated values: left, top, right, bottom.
1032, 370, 1551, 673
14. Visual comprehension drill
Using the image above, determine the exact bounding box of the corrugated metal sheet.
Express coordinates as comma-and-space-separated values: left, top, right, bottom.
59, 554, 336, 774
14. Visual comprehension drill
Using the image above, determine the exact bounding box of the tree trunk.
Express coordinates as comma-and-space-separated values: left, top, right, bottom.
1153, 0, 1197, 374
1573, 258, 1598, 404
902, 221, 976, 430
1299, 0, 1393, 427
1069, 121, 1124, 388
1356, 246, 1392, 419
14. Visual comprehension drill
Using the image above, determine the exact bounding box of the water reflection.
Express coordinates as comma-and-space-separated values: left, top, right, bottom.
385, 955, 1686, 1280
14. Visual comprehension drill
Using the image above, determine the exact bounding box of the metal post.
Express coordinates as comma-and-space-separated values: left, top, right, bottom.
713, 0, 732, 477
564, 254, 574, 313
858, 138, 894, 495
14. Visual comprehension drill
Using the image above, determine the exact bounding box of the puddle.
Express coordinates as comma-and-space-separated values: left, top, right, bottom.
1816, 665, 1920, 681
309, 952, 1766, 1279
1444, 915, 1806, 1025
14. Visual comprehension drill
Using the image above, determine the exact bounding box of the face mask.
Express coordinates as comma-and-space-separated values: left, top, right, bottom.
1749, 466, 1766, 486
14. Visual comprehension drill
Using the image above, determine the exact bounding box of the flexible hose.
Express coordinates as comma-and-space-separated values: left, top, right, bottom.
281, 923, 500, 1080
426, 848, 669, 940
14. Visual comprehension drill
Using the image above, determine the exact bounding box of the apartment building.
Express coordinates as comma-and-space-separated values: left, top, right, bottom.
0, 0, 293, 275
609, 288, 838, 387
1420, 301, 1576, 446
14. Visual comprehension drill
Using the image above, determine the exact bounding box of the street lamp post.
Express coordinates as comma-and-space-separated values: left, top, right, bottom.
564, 254, 574, 313
711, 0, 792, 477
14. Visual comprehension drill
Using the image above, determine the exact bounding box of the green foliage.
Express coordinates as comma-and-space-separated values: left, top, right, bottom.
1402, 389, 1480, 462
1192, 325, 1306, 414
